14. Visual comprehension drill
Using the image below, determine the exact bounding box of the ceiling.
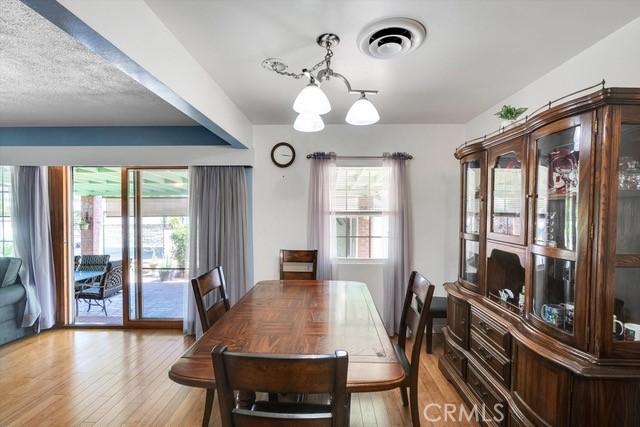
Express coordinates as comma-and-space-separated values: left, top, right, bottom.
0, 0, 194, 127
145, 0, 640, 125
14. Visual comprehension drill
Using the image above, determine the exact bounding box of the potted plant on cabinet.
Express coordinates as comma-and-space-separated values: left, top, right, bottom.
495, 104, 528, 129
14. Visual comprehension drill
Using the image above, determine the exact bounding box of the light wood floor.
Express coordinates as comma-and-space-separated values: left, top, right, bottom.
0, 329, 474, 426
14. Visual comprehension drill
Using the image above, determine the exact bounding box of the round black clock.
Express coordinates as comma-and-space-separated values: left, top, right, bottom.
270, 142, 296, 168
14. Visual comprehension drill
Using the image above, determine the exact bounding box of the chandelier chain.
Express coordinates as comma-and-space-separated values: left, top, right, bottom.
266, 47, 333, 80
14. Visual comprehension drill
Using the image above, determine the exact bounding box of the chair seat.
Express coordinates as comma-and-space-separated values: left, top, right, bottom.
77, 286, 103, 299
430, 296, 447, 317
252, 400, 332, 415
393, 343, 411, 380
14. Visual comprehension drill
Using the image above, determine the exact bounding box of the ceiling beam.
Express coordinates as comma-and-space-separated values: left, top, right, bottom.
0, 126, 228, 146
21, 0, 251, 149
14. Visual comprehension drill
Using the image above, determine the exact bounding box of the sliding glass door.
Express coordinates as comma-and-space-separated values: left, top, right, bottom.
71, 167, 123, 325
123, 168, 188, 325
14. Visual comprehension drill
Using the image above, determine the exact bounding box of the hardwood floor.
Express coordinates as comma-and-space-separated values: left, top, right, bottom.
0, 329, 475, 426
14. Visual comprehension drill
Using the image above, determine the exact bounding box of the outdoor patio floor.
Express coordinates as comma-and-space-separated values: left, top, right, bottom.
74, 279, 185, 325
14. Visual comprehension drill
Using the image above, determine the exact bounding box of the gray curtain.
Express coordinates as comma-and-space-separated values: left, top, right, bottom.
12, 166, 55, 330
307, 157, 337, 280
185, 166, 249, 336
383, 157, 412, 335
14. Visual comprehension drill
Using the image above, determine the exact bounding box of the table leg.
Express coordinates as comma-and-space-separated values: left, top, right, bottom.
202, 388, 215, 427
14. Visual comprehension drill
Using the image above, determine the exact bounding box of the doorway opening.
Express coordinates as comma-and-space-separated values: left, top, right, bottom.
70, 167, 188, 326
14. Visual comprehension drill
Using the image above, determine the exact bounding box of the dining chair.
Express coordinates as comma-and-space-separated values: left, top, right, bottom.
279, 249, 318, 280
191, 266, 231, 427
212, 345, 349, 427
424, 296, 447, 354
394, 271, 435, 427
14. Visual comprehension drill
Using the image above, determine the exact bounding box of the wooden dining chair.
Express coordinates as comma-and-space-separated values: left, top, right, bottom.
279, 249, 318, 280
191, 266, 231, 427
212, 345, 349, 427
424, 296, 448, 354
394, 271, 435, 427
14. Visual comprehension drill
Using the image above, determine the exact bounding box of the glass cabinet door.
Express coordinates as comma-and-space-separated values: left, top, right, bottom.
460, 153, 486, 292
610, 118, 640, 349
529, 113, 593, 348
488, 138, 526, 245
464, 160, 483, 235
533, 125, 580, 250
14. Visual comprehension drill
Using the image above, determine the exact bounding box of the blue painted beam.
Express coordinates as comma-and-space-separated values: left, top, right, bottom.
20, 0, 248, 149
0, 126, 228, 146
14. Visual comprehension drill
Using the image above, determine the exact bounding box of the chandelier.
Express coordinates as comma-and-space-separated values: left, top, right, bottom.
262, 33, 380, 132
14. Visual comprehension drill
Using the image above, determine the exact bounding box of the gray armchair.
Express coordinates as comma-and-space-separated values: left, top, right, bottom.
0, 257, 31, 346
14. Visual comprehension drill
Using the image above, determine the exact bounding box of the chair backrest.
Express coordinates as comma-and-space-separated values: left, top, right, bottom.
279, 249, 318, 280
212, 345, 348, 427
191, 266, 231, 333
101, 260, 123, 294
397, 271, 435, 384
77, 255, 110, 272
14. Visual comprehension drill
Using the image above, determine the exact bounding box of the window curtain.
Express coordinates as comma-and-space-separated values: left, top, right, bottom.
12, 166, 55, 330
308, 156, 337, 280
383, 156, 412, 335
184, 166, 249, 336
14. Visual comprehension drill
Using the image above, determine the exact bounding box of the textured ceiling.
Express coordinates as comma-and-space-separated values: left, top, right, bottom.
146, 0, 640, 125
0, 0, 194, 126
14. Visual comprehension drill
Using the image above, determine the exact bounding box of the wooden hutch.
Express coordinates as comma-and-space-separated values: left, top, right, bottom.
439, 88, 640, 426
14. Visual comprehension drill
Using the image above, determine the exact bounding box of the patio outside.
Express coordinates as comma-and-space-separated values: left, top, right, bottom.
72, 167, 188, 324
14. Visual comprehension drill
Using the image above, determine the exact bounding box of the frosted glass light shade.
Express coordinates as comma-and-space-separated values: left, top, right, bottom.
345, 96, 380, 125
293, 83, 331, 115
294, 113, 325, 132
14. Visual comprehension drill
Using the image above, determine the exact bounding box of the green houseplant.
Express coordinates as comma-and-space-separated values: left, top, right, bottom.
169, 218, 187, 278
495, 104, 528, 127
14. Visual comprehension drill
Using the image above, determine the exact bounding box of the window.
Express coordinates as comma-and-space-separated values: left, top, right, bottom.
0, 166, 14, 256
334, 166, 389, 259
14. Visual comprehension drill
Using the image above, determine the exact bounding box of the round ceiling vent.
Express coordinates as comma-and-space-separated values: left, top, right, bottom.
357, 18, 426, 60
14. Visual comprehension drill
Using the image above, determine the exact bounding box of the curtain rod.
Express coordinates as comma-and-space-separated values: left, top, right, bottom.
306, 151, 413, 160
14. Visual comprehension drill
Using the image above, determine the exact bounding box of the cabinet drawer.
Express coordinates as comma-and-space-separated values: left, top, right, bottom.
467, 364, 507, 426
447, 294, 469, 348
470, 331, 511, 387
508, 410, 534, 427
471, 307, 511, 356
444, 337, 466, 379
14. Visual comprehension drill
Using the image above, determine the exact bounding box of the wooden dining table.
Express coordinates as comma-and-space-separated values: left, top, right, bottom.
169, 280, 405, 393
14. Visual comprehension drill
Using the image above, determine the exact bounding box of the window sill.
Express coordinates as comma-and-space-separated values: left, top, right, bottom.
335, 258, 387, 265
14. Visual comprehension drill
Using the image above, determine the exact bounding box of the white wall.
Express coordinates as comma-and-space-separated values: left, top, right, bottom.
252, 124, 465, 305
466, 16, 640, 139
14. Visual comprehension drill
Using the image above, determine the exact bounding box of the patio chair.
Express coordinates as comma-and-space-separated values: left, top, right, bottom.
76, 260, 123, 316
76, 255, 110, 273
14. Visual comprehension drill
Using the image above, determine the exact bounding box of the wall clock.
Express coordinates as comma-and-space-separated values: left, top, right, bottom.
270, 142, 296, 168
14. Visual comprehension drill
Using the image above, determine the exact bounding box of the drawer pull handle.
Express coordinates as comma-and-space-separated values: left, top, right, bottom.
478, 321, 493, 334
477, 347, 493, 361
472, 381, 489, 398
447, 351, 458, 361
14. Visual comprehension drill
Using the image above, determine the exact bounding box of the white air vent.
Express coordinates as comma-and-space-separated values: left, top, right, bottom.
357, 18, 426, 60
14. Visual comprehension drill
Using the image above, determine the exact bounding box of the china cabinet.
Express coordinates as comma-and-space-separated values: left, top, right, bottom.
440, 88, 640, 427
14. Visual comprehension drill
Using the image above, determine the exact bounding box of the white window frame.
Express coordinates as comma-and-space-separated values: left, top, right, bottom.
332, 162, 390, 262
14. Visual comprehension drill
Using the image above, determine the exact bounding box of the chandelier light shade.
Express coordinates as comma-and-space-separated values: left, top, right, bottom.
293, 82, 331, 115
294, 113, 325, 132
262, 33, 382, 132
345, 95, 380, 126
